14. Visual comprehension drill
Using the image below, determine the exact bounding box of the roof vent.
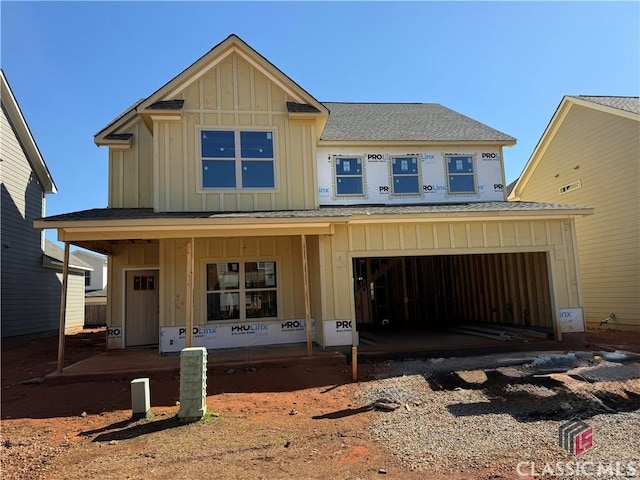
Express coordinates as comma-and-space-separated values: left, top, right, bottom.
559, 180, 582, 195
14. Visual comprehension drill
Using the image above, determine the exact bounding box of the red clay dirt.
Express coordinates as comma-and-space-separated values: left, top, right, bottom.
1, 328, 638, 480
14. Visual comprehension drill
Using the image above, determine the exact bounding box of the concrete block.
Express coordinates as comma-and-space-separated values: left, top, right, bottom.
131, 378, 150, 419
178, 347, 207, 423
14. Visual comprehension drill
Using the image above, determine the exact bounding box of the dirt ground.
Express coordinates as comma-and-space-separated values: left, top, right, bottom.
1, 328, 639, 480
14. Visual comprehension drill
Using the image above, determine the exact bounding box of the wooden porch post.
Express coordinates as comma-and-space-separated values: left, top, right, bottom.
301, 235, 313, 357
185, 238, 195, 348
56, 242, 70, 373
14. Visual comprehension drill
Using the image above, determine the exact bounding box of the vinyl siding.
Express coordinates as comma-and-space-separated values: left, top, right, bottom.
517, 104, 640, 330
1, 105, 85, 337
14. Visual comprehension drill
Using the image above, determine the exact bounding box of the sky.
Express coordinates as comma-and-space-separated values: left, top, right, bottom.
1, 1, 639, 244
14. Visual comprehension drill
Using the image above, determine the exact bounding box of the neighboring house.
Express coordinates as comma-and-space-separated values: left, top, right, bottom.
36, 35, 591, 353
509, 95, 640, 332
0, 70, 89, 337
72, 249, 108, 292
43, 240, 93, 332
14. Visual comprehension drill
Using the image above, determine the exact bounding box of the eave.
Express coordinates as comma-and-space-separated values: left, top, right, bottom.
317, 139, 517, 148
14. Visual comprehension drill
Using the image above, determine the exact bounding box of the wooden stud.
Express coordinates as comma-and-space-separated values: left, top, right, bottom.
185, 238, 194, 348
56, 242, 70, 373
301, 235, 313, 357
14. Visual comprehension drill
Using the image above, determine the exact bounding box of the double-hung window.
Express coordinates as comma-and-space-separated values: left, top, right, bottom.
334, 156, 363, 196
201, 130, 275, 189
391, 156, 420, 194
206, 261, 278, 321
446, 155, 476, 194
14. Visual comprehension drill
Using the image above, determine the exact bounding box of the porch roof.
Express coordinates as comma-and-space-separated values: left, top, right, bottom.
36, 201, 592, 228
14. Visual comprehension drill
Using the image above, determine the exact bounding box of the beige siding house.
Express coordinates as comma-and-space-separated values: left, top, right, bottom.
36, 35, 591, 353
509, 96, 640, 331
1, 70, 89, 337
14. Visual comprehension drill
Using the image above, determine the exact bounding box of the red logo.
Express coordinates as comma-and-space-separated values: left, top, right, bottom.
559, 420, 593, 455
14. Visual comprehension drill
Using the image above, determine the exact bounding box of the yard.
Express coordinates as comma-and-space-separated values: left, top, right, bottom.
1, 330, 639, 480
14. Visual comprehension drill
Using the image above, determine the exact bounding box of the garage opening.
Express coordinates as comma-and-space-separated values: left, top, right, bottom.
353, 253, 554, 348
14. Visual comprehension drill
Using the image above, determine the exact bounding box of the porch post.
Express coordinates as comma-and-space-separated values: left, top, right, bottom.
301, 234, 313, 357
186, 238, 195, 348
56, 242, 70, 373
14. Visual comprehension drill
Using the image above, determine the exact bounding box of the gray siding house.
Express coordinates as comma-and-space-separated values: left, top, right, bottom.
1, 70, 89, 338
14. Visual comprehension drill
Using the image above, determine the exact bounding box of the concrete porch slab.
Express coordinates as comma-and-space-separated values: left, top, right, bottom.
44, 343, 347, 385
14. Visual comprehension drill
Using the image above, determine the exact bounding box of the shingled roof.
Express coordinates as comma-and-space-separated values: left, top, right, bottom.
38, 202, 591, 224
319, 102, 516, 143
571, 96, 640, 115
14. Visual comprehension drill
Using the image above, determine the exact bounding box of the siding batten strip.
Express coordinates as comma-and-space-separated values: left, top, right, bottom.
153, 121, 160, 211
164, 123, 170, 211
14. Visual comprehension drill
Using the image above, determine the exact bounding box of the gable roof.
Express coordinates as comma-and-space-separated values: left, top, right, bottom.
570, 96, 639, 115
319, 102, 516, 144
509, 95, 640, 200
0, 70, 57, 194
44, 240, 93, 271
96, 34, 328, 143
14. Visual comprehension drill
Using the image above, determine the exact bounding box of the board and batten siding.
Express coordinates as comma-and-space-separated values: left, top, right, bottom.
108, 52, 318, 212
106, 242, 159, 334
318, 218, 581, 332
157, 236, 307, 328
517, 105, 640, 330
108, 120, 154, 208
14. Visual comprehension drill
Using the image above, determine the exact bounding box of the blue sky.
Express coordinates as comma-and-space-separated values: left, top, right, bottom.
2, 1, 638, 243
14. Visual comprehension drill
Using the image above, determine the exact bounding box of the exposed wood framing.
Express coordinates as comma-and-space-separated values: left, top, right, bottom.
56, 242, 70, 373
301, 235, 313, 356
186, 238, 195, 348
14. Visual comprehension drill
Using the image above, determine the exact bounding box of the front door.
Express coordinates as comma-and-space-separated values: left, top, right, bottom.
125, 270, 159, 347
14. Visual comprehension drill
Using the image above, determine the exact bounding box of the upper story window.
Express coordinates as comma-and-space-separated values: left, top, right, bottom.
201, 129, 275, 189
446, 155, 476, 194
391, 156, 420, 195
334, 156, 364, 196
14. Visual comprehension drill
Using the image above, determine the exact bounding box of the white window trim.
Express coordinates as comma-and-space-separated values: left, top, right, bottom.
197, 126, 278, 192
444, 153, 478, 196
203, 258, 280, 324
332, 154, 366, 198
389, 154, 422, 197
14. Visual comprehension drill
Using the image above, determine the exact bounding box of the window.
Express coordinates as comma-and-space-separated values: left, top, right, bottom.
133, 275, 155, 291
334, 156, 363, 196
391, 156, 420, 194
201, 130, 275, 189
206, 261, 277, 321
85, 271, 91, 287
446, 155, 476, 194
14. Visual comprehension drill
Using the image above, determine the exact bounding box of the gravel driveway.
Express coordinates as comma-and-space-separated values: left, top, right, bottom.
356, 352, 640, 478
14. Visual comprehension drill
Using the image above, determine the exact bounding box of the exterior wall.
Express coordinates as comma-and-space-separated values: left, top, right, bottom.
106, 242, 159, 348
1, 105, 62, 337
108, 52, 318, 213
73, 251, 107, 291
56, 271, 86, 332
319, 218, 581, 346
105, 236, 317, 351
316, 146, 506, 205
108, 120, 154, 208
516, 105, 640, 331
